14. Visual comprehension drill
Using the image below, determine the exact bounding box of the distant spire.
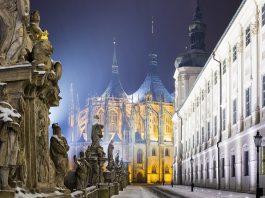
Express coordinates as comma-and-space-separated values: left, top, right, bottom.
151, 17, 154, 35
76, 93, 80, 113
193, 0, 202, 21
149, 17, 158, 72
112, 38, 119, 74
70, 83, 75, 112
189, 0, 206, 50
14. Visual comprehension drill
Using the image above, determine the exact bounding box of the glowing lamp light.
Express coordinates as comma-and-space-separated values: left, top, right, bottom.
254, 131, 262, 148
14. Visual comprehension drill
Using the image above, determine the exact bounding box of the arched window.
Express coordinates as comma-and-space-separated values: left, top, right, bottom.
109, 110, 118, 132
137, 149, 143, 164
165, 148, 169, 156
152, 148, 156, 156
152, 165, 157, 174
98, 110, 104, 124
165, 165, 170, 174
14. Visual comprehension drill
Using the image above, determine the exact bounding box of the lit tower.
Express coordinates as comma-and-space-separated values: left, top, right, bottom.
173, 0, 209, 185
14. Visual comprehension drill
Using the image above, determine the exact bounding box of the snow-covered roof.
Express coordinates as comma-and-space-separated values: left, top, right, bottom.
101, 74, 127, 99
131, 72, 173, 103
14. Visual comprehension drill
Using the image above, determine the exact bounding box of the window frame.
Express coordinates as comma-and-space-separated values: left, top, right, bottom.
233, 45, 237, 62
245, 26, 251, 47
245, 87, 251, 117
231, 155, 236, 177
233, 99, 237, 124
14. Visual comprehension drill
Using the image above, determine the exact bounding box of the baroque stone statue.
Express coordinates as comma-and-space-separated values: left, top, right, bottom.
0, 83, 21, 190
0, 0, 31, 65
90, 116, 105, 157
50, 123, 69, 188
106, 139, 114, 171
74, 151, 91, 190
114, 150, 120, 167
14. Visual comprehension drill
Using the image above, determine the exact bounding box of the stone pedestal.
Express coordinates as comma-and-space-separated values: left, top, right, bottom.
113, 182, 119, 195
103, 170, 115, 183
0, 64, 60, 191
0, 190, 15, 198
97, 183, 109, 198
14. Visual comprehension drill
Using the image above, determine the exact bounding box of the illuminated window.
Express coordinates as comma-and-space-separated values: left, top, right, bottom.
165, 148, 170, 157
152, 148, 156, 156
137, 149, 143, 164
231, 155, 236, 177
245, 26, 251, 46
207, 122, 211, 140
206, 162, 209, 179
233, 45, 237, 62
262, 4, 265, 26
221, 158, 225, 178
262, 76, 265, 107
222, 108, 226, 131
192, 134, 194, 148
214, 72, 218, 85
233, 99, 237, 124
213, 160, 216, 179
152, 165, 157, 174
244, 151, 249, 176
207, 81, 211, 93
245, 87, 251, 117
223, 60, 226, 74
165, 166, 170, 174
214, 116, 217, 136
201, 127, 204, 143
195, 165, 198, 180
201, 164, 203, 179
197, 131, 199, 146
109, 110, 118, 132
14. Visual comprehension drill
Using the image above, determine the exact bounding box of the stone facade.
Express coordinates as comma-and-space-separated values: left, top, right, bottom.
173, 0, 265, 193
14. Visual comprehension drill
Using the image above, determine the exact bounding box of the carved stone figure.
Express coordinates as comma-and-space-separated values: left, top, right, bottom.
91, 121, 104, 149
0, 83, 21, 190
0, 0, 31, 65
29, 10, 48, 42
90, 158, 99, 185
50, 123, 69, 188
74, 151, 91, 190
114, 150, 120, 167
106, 139, 114, 171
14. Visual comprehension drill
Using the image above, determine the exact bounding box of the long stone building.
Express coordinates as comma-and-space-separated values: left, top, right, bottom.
173, 0, 265, 193
69, 28, 174, 183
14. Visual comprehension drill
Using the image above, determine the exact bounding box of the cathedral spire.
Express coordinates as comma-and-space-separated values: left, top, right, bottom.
189, 0, 206, 51
112, 38, 118, 74
148, 17, 158, 72
193, 0, 202, 21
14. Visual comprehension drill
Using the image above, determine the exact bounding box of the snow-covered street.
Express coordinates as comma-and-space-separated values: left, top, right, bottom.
112, 185, 159, 198
112, 184, 264, 198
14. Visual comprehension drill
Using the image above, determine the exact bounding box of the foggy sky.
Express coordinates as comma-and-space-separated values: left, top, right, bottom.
30, 0, 242, 131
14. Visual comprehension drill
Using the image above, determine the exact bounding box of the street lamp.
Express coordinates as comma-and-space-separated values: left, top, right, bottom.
254, 131, 263, 198
190, 156, 194, 192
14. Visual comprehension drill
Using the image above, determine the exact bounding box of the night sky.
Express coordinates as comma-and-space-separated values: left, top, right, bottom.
31, 0, 242, 132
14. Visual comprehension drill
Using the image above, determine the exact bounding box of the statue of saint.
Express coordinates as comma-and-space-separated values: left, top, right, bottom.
0, 84, 21, 190
74, 151, 91, 190
91, 116, 104, 149
106, 139, 114, 171
114, 150, 120, 167
0, 0, 31, 65
50, 123, 69, 188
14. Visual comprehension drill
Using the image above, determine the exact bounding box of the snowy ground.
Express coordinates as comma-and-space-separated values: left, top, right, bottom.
157, 185, 259, 198
113, 184, 264, 198
112, 185, 159, 198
